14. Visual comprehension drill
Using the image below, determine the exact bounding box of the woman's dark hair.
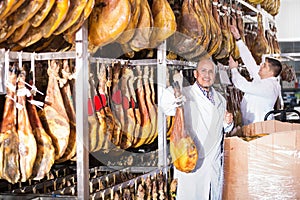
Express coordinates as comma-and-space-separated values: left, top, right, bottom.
266, 57, 282, 77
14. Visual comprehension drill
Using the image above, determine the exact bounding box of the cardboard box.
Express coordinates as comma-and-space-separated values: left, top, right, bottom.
223, 130, 300, 199
242, 120, 300, 137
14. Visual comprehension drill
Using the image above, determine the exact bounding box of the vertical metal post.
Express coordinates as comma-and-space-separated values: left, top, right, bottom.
157, 41, 168, 167
75, 21, 89, 199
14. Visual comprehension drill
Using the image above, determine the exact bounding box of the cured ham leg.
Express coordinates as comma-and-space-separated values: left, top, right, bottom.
56, 60, 76, 163
97, 63, 114, 150
0, 64, 20, 184
150, 0, 176, 47
133, 65, 152, 147
116, 0, 141, 45
127, 67, 141, 149
17, 0, 70, 47
236, 5, 245, 43
214, 3, 234, 63
170, 0, 206, 57
0, 0, 44, 43
31, 0, 56, 27
170, 82, 198, 173
39, 60, 70, 160
119, 66, 135, 149
143, 66, 157, 144
88, 0, 131, 50
251, 13, 270, 64
230, 3, 240, 61
182, 0, 210, 60
26, 94, 55, 180
63, 0, 95, 45
88, 77, 101, 152
107, 64, 122, 147
111, 63, 125, 147
89, 74, 106, 152
54, 0, 87, 35
17, 70, 37, 182
202, 0, 222, 56
128, 0, 153, 52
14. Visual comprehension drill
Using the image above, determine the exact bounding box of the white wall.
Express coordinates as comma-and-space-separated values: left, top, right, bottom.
275, 0, 300, 41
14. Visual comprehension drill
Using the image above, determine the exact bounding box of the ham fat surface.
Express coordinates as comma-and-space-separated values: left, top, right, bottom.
39, 60, 70, 161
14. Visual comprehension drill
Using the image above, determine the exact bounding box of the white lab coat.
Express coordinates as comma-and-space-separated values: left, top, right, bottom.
161, 83, 226, 200
231, 40, 281, 125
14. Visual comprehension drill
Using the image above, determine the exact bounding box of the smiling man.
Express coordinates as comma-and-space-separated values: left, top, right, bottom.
229, 25, 283, 125
161, 58, 233, 200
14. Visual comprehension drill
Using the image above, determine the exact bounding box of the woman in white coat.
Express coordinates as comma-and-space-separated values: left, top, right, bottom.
161, 59, 230, 200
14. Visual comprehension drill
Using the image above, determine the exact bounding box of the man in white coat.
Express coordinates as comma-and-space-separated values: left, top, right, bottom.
229, 25, 282, 125
161, 58, 231, 199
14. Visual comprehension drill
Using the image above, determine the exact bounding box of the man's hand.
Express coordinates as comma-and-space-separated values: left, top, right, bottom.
223, 110, 234, 133
224, 110, 234, 124
228, 56, 239, 69
160, 86, 186, 116
229, 25, 241, 40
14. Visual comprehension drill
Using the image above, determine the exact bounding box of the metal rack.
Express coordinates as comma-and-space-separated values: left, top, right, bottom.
237, 0, 276, 25
0, 9, 236, 198
263, 53, 300, 62
0, 24, 195, 199
73, 27, 199, 197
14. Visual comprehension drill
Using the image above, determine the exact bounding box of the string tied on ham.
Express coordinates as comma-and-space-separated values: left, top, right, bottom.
61, 69, 76, 81
5, 81, 16, 92
5, 94, 23, 110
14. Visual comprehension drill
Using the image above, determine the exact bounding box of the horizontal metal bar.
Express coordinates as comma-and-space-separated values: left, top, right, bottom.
237, 0, 275, 24
263, 53, 300, 62
89, 57, 157, 66
0, 51, 77, 62
166, 59, 197, 67
35, 51, 76, 60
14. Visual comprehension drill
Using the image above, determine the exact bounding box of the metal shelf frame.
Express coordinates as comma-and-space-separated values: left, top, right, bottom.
263, 53, 300, 62
237, 0, 276, 25
0, 21, 203, 200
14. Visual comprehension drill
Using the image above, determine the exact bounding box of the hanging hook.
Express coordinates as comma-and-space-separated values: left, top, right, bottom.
31, 52, 36, 85
18, 51, 23, 69
4, 50, 9, 86
96, 59, 100, 75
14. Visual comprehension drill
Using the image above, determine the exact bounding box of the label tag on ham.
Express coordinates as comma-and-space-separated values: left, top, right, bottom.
122, 96, 130, 110
130, 97, 136, 109
112, 89, 122, 105
88, 98, 93, 116
5, 81, 16, 92
94, 94, 107, 111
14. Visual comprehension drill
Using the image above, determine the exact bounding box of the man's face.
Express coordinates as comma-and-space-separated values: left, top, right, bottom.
193, 60, 216, 90
258, 61, 273, 79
